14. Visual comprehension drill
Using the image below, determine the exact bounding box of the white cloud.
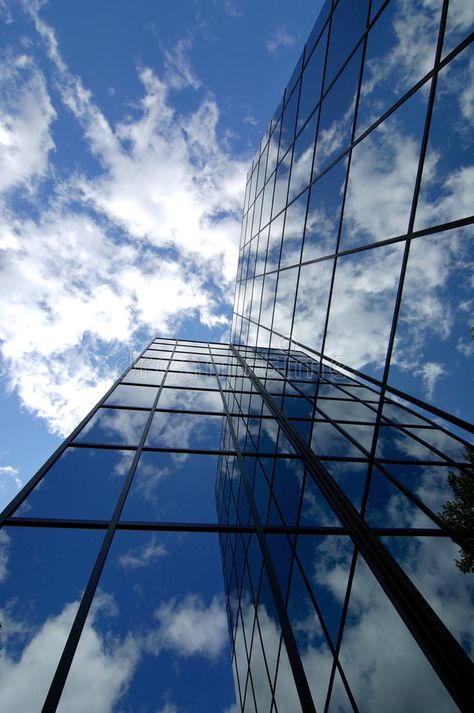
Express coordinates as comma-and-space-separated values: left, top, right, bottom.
0, 52, 55, 193
0, 7, 248, 437
163, 35, 202, 91
0, 596, 140, 713
153, 594, 228, 660
266, 27, 296, 56
118, 536, 168, 570
417, 361, 445, 400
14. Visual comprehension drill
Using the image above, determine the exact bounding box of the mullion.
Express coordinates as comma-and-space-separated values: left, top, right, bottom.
359, 0, 451, 524
210, 347, 318, 713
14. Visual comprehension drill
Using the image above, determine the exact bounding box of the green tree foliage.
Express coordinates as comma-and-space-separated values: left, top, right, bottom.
440, 446, 474, 574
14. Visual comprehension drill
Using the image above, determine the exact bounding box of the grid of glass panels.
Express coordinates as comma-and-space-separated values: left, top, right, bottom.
227, 0, 473, 710
232, 0, 474, 432
1, 2, 473, 711
0, 338, 240, 713
217, 344, 473, 712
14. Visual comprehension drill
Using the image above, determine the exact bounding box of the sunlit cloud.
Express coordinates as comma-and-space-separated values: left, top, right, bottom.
0, 5, 248, 436
266, 26, 296, 56
118, 536, 168, 570
153, 594, 228, 660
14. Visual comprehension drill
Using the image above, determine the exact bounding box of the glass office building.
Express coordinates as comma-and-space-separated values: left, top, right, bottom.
1, 1, 473, 711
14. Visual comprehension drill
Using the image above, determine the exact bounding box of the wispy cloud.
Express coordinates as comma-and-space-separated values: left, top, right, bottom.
0, 5, 248, 436
118, 536, 167, 570
266, 26, 296, 56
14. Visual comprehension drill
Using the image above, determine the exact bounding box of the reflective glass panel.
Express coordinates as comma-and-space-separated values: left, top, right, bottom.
14, 447, 133, 520
157, 387, 223, 413
122, 368, 163, 386
0, 527, 103, 712
105, 384, 157, 408
341, 88, 428, 249
324, 243, 404, 379
121, 452, 220, 523
302, 157, 347, 261
58, 532, 236, 713
338, 554, 457, 712
74, 408, 149, 446
145, 412, 224, 450
292, 258, 334, 353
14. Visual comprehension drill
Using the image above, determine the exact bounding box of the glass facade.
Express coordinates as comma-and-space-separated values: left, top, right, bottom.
1, 1, 473, 712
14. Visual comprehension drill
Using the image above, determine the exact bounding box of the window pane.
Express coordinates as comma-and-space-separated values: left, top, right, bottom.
14, 447, 133, 520
0, 527, 103, 712
121, 452, 220, 522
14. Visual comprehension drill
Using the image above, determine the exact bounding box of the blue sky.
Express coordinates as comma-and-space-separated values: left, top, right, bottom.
0, 0, 324, 508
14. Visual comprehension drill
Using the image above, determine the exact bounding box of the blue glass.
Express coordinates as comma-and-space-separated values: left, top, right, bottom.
0, 527, 103, 712
286, 556, 334, 711
296, 534, 354, 646
324, 243, 404, 380
365, 468, 438, 528
338, 554, 457, 712
251, 459, 271, 523
280, 191, 308, 269
326, 667, 354, 712
381, 400, 429, 427
164, 370, 218, 389
143, 349, 171, 360
256, 571, 285, 694
298, 25, 328, 130
273, 637, 305, 712
311, 421, 368, 458
325, 460, 369, 512
105, 384, 157, 408
122, 368, 163, 386
265, 213, 284, 272
324, 0, 369, 89
272, 267, 298, 336
135, 357, 166, 371
383, 463, 460, 518
357, 0, 441, 136
14, 447, 133, 520
300, 472, 341, 527
74, 408, 149, 446
271, 457, 305, 526
302, 156, 347, 261
266, 123, 280, 179
281, 395, 313, 419
292, 257, 334, 353
416, 49, 473, 231
289, 113, 317, 202
266, 534, 294, 601
313, 46, 363, 177
145, 412, 224, 450
57, 532, 236, 713
157, 387, 223, 413
382, 535, 474, 657
121, 452, 219, 523
376, 424, 465, 463
341, 87, 428, 249
272, 152, 292, 219
259, 273, 277, 331
279, 82, 300, 159
317, 396, 377, 424
260, 175, 274, 229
